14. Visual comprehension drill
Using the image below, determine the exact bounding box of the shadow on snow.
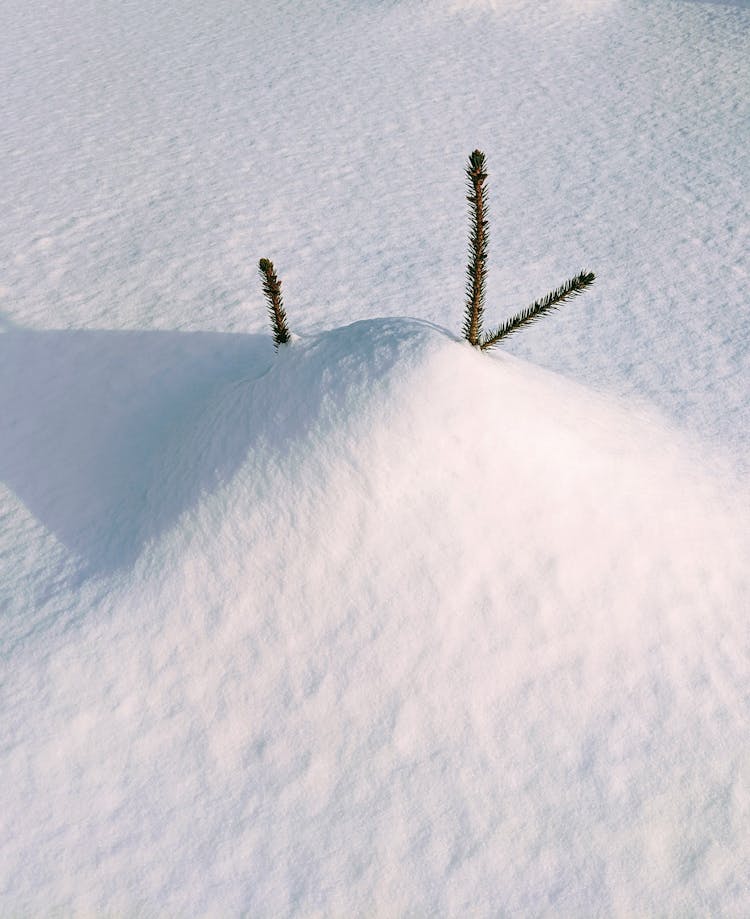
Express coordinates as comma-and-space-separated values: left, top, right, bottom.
0, 318, 273, 577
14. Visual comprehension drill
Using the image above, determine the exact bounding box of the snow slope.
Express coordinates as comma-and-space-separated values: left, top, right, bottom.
3, 319, 750, 914
1, 0, 749, 914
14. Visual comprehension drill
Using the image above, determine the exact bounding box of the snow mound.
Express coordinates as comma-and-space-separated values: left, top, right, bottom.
148, 316, 746, 622
3, 318, 749, 915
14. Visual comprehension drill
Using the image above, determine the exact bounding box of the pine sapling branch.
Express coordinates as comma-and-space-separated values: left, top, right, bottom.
258, 258, 291, 348
462, 150, 489, 346
479, 271, 595, 351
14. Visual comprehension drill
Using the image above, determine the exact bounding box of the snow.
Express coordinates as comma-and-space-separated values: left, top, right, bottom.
1, 0, 749, 914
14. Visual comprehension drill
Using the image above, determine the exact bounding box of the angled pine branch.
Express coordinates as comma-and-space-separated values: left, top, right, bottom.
258, 258, 291, 348
479, 271, 595, 351
462, 150, 489, 346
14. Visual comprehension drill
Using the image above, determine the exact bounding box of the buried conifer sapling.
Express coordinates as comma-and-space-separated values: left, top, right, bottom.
258, 150, 594, 351
258, 258, 291, 349
462, 149, 595, 350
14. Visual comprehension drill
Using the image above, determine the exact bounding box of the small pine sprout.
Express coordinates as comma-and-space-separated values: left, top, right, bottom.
460, 149, 595, 352
462, 150, 489, 347
258, 258, 291, 349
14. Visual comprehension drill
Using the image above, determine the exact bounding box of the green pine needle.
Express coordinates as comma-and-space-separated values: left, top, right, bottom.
258, 258, 291, 348
462, 150, 490, 346
479, 271, 595, 351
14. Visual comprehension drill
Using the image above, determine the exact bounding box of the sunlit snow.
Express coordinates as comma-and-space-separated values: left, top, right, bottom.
1, 0, 749, 914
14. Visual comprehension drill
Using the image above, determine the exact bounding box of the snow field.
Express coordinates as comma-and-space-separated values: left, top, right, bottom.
1, 0, 749, 913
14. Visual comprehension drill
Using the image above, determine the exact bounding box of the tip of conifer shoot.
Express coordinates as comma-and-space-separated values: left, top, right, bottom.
468, 149, 487, 177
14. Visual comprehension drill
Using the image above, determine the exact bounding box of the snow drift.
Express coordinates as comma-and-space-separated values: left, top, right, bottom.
2, 318, 748, 915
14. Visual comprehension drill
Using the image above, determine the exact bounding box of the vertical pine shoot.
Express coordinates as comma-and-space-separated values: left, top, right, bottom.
258, 258, 291, 348
479, 271, 595, 351
462, 149, 489, 346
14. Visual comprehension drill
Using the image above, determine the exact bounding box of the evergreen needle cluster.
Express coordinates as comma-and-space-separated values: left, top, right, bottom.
463, 150, 489, 346
479, 270, 595, 350
461, 150, 595, 351
258, 258, 291, 348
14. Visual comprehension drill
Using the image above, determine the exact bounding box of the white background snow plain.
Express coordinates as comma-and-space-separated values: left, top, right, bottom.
1, 0, 749, 915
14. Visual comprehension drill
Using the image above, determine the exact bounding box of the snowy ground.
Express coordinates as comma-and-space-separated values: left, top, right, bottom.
1, 0, 749, 914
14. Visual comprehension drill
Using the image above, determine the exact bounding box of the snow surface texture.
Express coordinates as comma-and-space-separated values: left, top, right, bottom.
1, 0, 749, 915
